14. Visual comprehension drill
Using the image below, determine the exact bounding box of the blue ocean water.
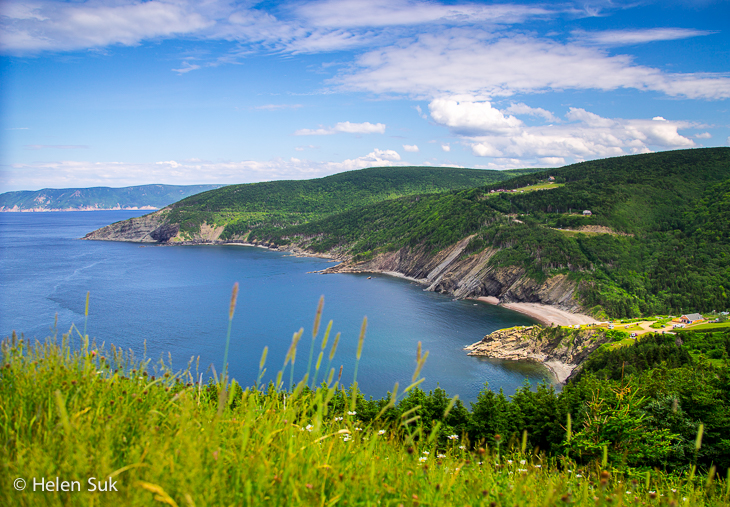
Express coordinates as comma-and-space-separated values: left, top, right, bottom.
0, 211, 551, 403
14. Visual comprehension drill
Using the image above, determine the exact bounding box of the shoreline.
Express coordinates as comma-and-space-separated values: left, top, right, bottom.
474, 297, 596, 327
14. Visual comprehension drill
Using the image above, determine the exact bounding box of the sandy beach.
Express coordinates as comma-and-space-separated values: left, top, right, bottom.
475, 297, 596, 327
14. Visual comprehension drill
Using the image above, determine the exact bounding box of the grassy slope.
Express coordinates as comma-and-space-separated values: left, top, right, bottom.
254, 148, 730, 316
2, 329, 728, 507
160, 166, 538, 239
0, 184, 223, 210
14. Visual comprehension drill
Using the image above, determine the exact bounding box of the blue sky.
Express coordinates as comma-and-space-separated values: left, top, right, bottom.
1, 0, 729, 191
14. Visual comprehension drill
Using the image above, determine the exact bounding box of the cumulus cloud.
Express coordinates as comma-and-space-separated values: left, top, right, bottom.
574, 28, 715, 46
402, 144, 419, 152
294, 121, 386, 135
429, 98, 523, 135
1, 149, 405, 192
465, 108, 695, 165
695, 132, 712, 139
338, 32, 730, 100
503, 103, 559, 122
441, 144, 451, 152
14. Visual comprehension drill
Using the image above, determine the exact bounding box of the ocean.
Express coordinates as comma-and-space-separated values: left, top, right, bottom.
0, 211, 551, 403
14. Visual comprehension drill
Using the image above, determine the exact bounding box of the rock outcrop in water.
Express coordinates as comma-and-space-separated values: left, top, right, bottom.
465, 325, 612, 382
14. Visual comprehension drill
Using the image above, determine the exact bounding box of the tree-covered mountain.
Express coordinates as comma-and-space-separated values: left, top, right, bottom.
251, 148, 730, 317
85, 149, 730, 317
0, 184, 224, 211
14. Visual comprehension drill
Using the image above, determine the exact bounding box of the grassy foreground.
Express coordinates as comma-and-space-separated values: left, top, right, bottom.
2, 310, 728, 505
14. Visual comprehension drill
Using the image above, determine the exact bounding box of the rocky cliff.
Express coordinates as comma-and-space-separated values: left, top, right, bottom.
82, 211, 169, 242
465, 325, 612, 382
320, 238, 587, 313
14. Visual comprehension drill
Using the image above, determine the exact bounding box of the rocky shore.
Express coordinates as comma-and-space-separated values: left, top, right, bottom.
465, 325, 612, 383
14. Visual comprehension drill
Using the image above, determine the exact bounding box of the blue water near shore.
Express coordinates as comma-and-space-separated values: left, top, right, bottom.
0, 211, 550, 403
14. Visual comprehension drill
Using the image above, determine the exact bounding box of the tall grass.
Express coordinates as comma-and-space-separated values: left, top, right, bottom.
1, 292, 727, 506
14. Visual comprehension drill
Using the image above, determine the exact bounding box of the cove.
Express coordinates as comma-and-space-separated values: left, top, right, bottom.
0, 211, 551, 403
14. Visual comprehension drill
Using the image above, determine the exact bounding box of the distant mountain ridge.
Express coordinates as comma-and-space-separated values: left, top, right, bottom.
0, 184, 225, 212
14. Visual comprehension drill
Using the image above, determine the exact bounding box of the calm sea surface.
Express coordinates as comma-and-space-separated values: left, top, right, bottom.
0, 211, 551, 403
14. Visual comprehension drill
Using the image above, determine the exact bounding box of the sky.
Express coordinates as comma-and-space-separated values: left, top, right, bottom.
1, 0, 729, 192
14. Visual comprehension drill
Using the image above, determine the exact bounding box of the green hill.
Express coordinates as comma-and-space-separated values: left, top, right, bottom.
0, 184, 224, 211
85, 149, 730, 317
158, 166, 538, 238
252, 148, 730, 317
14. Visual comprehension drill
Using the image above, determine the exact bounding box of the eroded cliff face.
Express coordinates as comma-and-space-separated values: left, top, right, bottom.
465, 325, 611, 382
320, 238, 586, 313
82, 211, 170, 242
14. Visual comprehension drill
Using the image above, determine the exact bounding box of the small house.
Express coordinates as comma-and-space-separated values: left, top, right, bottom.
680, 313, 704, 324
582, 210, 592, 216
548, 176, 555, 181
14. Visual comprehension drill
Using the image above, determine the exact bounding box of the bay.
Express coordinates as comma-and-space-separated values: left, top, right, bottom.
0, 211, 551, 403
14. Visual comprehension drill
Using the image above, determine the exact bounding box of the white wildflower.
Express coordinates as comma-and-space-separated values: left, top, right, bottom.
437, 454, 446, 458
447, 434, 459, 440
378, 430, 386, 435
459, 445, 465, 450
305, 424, 313, 432
334, 417, 343, 422
520, 460, 526, 465
419, 456, 427, 463
518, 469, 527, 472
507, 460, 513, 464
576, 474, 582, 478
355, 427, 362, 431
347, 411, 356, 415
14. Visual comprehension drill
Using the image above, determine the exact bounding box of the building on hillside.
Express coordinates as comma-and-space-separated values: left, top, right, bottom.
680, 313, 704, 324
583, 210, 592, 216
548, 176, 555, 181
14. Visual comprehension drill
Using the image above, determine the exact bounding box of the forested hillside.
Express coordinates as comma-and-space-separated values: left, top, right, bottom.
0, 184, 223, 211
85, 148, 730, 317
162, 166, 537, 238
252, 148, 730, 317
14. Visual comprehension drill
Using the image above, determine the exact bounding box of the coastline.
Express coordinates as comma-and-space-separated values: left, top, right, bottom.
474, 297, 596, 327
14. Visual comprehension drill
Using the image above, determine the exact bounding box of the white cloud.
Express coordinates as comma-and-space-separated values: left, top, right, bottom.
296, 0, 553, 28
338, 32, 730, 100
1, 150, 405, 191
504, 103, 559, 122
171, 61, 201, 74
539, 157, 565, 166
429, 98, 523, 135
441, 144, 451, 152
402, 144, 419, 152
695, 132, 712, 139
431, 100, 695, 162
294, 121, 386, 135
574, 28, 715, 46
1, 1, 212, 53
